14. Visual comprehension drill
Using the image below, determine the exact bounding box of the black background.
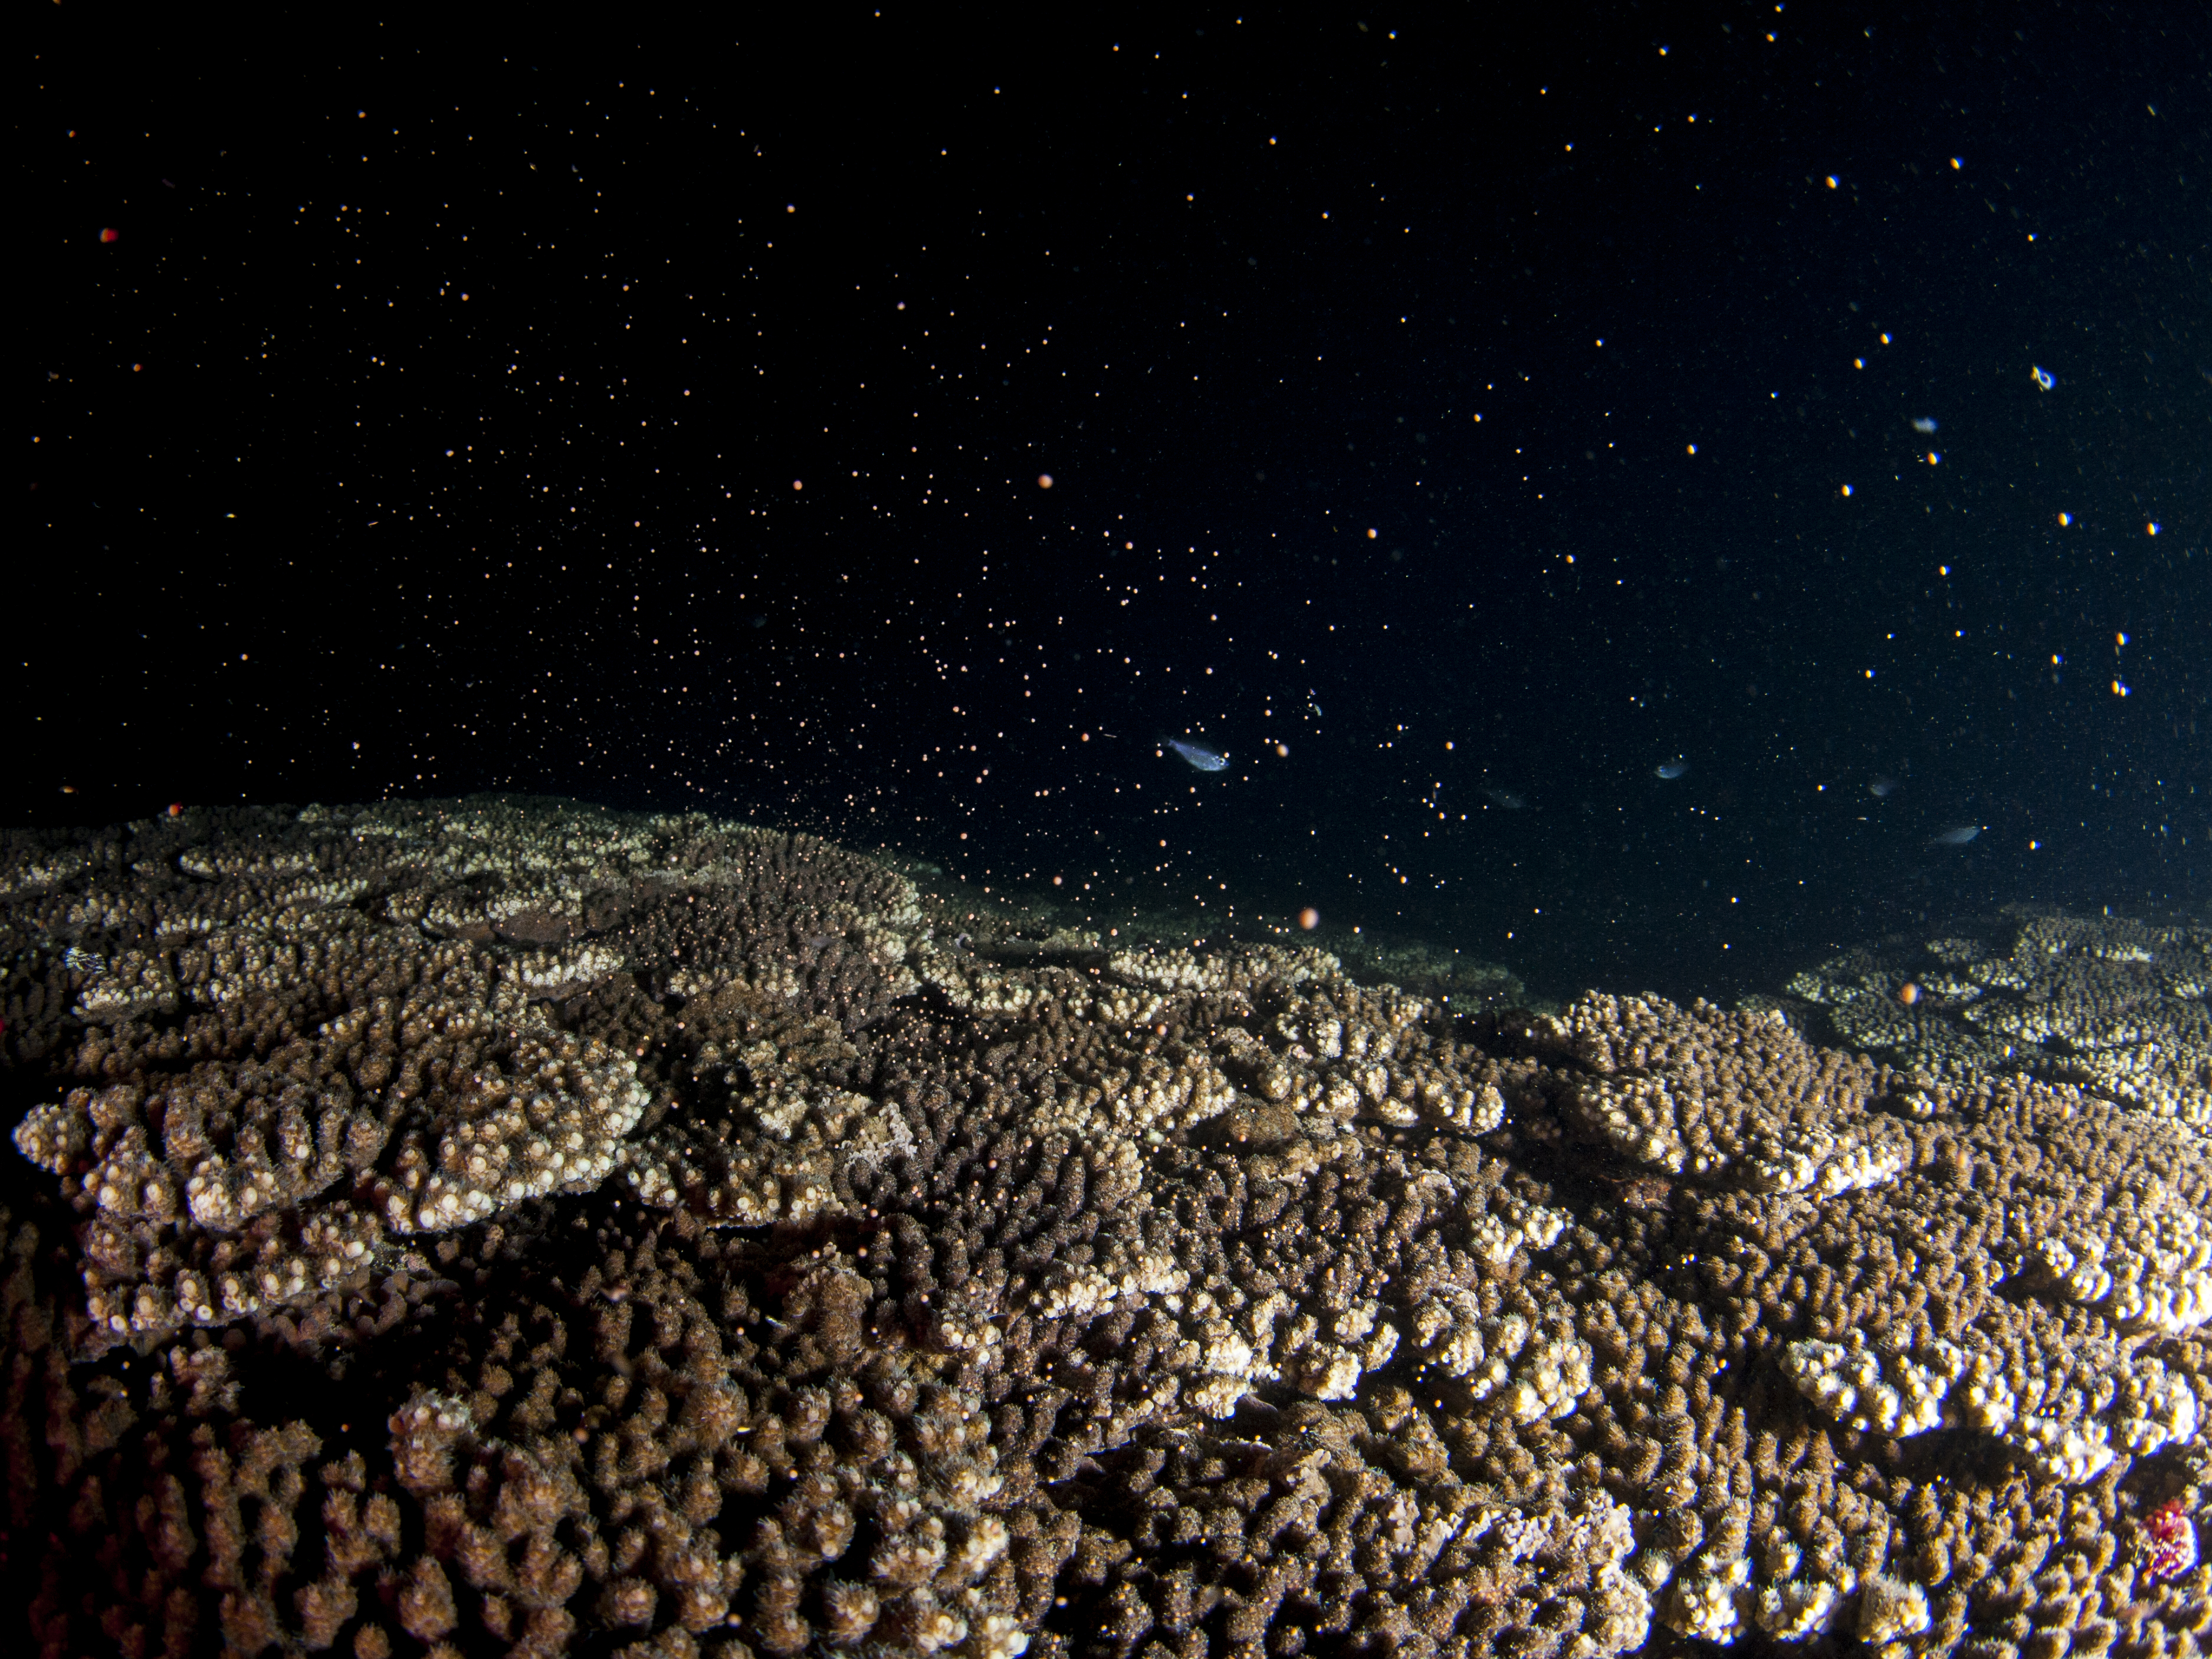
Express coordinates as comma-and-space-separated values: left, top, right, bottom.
22, 3, 2210, 1003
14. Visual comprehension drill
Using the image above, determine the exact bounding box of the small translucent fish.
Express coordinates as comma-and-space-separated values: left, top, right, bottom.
1869, 775, 1901, 799
2032, 364, 2056, 391
1928, 824, 1981, 846
1911, 417, 1939, 434
1164, 738, 1230, 771
1655, 757, 1689, 780
1483, 787, 1527, 810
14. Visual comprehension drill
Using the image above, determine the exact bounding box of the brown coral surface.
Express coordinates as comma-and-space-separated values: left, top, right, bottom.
3, 798, 2206, 1658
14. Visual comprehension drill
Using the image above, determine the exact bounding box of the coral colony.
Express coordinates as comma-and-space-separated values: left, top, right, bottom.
3, 797, 2207, 1656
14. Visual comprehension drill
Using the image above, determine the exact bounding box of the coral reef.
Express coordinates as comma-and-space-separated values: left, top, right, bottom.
1782, 907, 2212, 1132
4, 799, 2207, 1657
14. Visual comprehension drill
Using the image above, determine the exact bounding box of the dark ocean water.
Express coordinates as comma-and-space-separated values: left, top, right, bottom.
22, 6, 2208, 1005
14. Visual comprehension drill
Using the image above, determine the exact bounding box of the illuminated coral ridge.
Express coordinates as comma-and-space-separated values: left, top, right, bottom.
1786, 906, 2212, 1131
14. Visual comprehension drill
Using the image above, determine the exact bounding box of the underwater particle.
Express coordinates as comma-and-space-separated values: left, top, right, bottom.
2059, 512, 2072, 525
792, 479, 803, 490
1274, 743, 1290, 758
99, 226, 120, 243
1484, 788, 1527, 810
1897, 983, 1921, 1007
1840, 483, 1853, 496
1298, 907, 1320, 929
1655, 758, 1689, 780
1869, 776, 1901, 799
2032, 364, 2056, 390
2112, 681, 2129, 697
2146, 522, 2159, 536
1928, 824, 1981, 847
1037, 474, 1054, 489
1911, 417, 1938, 433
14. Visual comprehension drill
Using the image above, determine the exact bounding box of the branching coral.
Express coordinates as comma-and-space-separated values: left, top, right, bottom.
4, 802, 2206, 1659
